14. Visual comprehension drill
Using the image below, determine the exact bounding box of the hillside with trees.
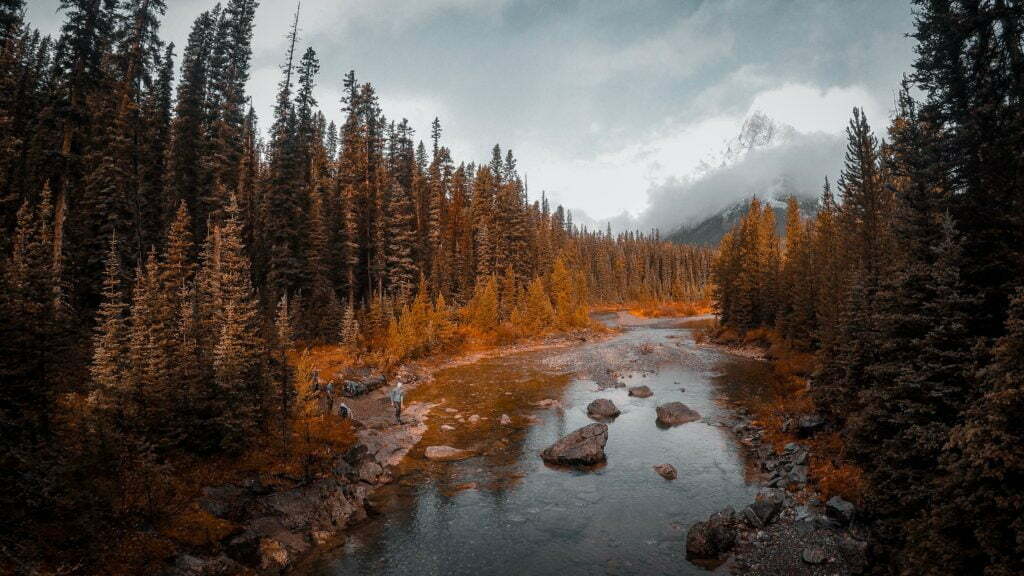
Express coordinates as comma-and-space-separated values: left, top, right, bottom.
0, 1, 712, 573
712, 2, 1024, 574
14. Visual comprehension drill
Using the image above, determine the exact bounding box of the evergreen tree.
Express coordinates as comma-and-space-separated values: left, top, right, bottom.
90, 232, 128, 405
165, 9, 215, 237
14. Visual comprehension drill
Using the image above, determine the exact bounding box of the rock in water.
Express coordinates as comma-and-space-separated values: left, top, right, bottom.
653, 463, 677, 480
628, 385, 653, 398
540, 423, 608, 466
500, 414, 512, 426
686, 507, 737, 559
656, 402, 701, 426
424, 446, 475, 461
587, 398, 621, 420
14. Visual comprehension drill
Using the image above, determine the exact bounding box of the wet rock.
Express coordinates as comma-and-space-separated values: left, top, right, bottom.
826, 496, 856, 525
787, 465, 809, 485
540, 423, 608, 466
441, 424, 455, 431
500, 414, 512, 426
655, 402, 701, 427
801, 545, 827, 565
424, 446, 475, 461
586, 398, 621, 420
253, 479, 357, 535
742, 505, 765, 528
535, 398, 563, 410
797, 414, 825, 437
686, 507, 737, 559
749, 487, 785, 526
468, 414, 480, 424
627, 385, 653, 398
653, 463, 677, 480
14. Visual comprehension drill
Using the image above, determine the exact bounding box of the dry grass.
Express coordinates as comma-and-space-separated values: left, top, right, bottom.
809, 432, 866, 504
160, 503, 237, 548
721, 327, 866, 504
628, 299, 713, 318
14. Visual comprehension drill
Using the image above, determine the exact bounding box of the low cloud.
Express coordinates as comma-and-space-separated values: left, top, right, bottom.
638, 130, 845, 233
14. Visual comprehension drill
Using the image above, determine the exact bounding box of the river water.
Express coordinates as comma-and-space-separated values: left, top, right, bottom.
305, 313, 782, 576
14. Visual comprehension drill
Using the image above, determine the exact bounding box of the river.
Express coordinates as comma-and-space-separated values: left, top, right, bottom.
302, 312, 784, 576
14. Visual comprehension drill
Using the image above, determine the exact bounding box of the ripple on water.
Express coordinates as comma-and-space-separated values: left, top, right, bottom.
310, 316, 777, 576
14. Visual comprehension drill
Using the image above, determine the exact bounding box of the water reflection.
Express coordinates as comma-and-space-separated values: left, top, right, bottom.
308, 319, 783, 576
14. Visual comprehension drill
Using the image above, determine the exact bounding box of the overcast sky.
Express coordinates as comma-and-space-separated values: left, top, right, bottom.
25, 0, 917, 228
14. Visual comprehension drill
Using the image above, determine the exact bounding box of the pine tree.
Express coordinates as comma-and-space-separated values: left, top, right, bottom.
260, 5, 306, 299
911, 0, 1024, 343
340, 301, 360, 347
90, 232, 128, 405
165, 9, 215, 237
385, 180, 418, 297
907, 286, 1024, 576
271, 292, 294, 430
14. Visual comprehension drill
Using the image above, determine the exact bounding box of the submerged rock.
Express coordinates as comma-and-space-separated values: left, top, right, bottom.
540, 423, 608, 466
500, 414, 512, 426
586, 398, 621, 420
628, 385, 653, 398
655, 402, 701, 427
653, 463, 677, 480
424, 446, 475, 461
686, 507, 737, 559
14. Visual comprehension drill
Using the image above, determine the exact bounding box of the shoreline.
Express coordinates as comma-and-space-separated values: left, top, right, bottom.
163, 327, 612, 575
691, 338, 868, 575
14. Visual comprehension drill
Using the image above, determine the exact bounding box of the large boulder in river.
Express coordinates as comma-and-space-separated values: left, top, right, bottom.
656, 402, 701, 427
586, 398, 620, 420
540, 423, 608, 466
686, 507, 737, 559
628, 385, 653, 398
424, 446, 475, 461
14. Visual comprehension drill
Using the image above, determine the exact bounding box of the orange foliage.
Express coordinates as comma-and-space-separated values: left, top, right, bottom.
160, 503, 237, 548
724, 332, 866, 505
810, 432, 866, 505
628, 299, 713, 318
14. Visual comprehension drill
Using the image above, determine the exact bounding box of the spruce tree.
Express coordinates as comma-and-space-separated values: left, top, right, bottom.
90, 232, 128, 406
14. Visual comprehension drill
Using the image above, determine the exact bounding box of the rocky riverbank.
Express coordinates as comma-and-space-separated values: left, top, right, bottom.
160, 329, 607, 576
161, 402, 432, 576
686, 401, 868, 575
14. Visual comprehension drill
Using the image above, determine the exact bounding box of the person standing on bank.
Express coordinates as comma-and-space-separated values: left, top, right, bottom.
390, 382, 405, 423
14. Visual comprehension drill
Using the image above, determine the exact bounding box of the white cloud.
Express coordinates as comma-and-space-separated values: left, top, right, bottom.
538, 82, 884, 230
748, 83, 887, 134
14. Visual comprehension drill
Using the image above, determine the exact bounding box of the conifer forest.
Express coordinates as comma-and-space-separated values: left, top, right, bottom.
1, 1, 1022, 575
